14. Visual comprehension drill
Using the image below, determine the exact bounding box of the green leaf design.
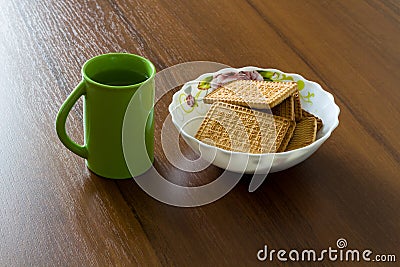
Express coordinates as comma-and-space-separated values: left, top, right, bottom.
300, 91, 315, 104
257, 71, 274, 81
281, 74, 294, 81
197, 75, 213, 90
297, 80, 305, 90
204, 76, 213, 82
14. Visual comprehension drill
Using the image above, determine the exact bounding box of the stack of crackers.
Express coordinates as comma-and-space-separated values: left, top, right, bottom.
194, 80, 323, 153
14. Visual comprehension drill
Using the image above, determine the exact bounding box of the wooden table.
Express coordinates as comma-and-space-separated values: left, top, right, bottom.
1, 0, 399, 266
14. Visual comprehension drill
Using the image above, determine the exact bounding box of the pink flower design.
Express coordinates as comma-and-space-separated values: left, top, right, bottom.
210, 71, 263, 90
186, 94, 195, 107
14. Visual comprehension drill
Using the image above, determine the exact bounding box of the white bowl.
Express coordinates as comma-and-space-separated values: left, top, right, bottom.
168, 67, 340, 173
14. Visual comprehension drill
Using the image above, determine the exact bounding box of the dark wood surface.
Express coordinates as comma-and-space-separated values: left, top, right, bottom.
1, 0, 399, 266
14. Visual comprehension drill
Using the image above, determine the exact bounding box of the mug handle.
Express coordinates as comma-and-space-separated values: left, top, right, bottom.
55, 81, 88, 158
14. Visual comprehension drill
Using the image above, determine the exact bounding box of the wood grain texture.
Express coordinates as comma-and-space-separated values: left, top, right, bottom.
0, 0, 399, 266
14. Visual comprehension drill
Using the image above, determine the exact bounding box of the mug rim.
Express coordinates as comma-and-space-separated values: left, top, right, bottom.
81, 53, 156, 89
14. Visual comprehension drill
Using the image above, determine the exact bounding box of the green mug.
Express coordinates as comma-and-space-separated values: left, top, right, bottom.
56, 53, 156, 179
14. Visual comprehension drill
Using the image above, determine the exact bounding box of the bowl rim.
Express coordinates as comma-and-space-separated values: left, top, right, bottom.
168, 67, 340, 156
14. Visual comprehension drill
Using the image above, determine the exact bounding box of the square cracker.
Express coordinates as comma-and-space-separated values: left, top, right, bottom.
302, 109, 323, 131
203, 80, 298, 110
195, 102, 293, 153
285, 117, 317, 151
272, 95, 295, 121
277, 120, 296, 152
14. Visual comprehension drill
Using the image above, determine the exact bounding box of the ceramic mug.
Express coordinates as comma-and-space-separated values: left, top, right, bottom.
56, 53, 155, 179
